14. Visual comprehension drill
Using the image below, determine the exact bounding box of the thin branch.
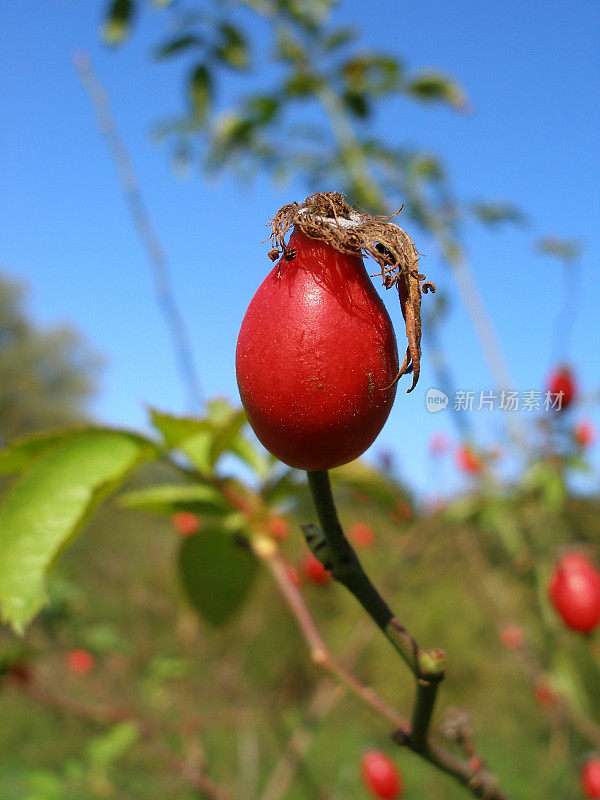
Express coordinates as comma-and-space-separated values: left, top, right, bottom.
74, 52, 204, 412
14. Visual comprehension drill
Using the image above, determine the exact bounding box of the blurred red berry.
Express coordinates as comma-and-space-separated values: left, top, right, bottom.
172, 511, 200, 536
468, 756, 483, 773
533, 681, 556, 708
268, 516, 290, 541
66, 649, 95, 675
546, 365, 576, 410
349, 521, 375, 548
361, 750, 403, 799
302, 553, 331, 585
548, 553, 600, 633
500, 625, 524, 650
429, 431, 450, 456
575, 421, 596, 448
582, 758, 600, 799
455, 445, 483, 475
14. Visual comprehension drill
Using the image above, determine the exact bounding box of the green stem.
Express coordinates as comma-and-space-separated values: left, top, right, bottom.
306, 470, 445, 748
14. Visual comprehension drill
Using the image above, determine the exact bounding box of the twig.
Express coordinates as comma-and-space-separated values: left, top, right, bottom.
74, 52, 203, 412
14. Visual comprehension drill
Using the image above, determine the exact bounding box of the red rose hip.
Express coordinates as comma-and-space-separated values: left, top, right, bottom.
361, 750, 403, 799
582, 758, 600, 799
548, 553, 600, 633
236, 227, 398, 471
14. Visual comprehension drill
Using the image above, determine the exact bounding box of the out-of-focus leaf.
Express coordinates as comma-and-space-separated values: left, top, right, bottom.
214, 23, 249, 70
322, 27, 355, 52
227, 436, 272, 479
154, 35, 202, 60
285, 71, 324, 97
341, 55, 401, 95
102, 0, 135, 45
261, 468, 304, 506
275, 28, 307, 63
245, 94, 280, 124
86, 722, 140, 771
189, 64, 212, 120
118, 483, 230, 515
330, 460, 405, 512
471, 202, 526, 227
407, 154, 444, 182
149, 408, 213, 474
178, 527, 257, 625
343, 91, 370, 118
536, 236, 582, 262
0, 430, 156, 633
404, 70, 467, 110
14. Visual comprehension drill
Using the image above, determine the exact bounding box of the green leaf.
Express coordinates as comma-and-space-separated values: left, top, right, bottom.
0, 430, 155, 633
322, 27, 355, 52
86, 722, 140, 771
470, 202, 526, 227
189, 64, 212, 120
214, 23, 249, 70
102, 0, 135, 45
154, 35, 202, 60
0, 427, 93, 475
178, 528, 257, 625
536, 236, 582, 262
330, 460, 406, 512
119, 483, 230, 515
341, 55, 401, 95
343, 91, 370, 118
404, 70, 467, 110
284, 71, 324, 97
149, 408, 213, 474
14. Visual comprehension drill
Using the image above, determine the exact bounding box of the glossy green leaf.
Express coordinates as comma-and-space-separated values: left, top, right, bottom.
102, 0, 135, 45
189, 64, 212, 120
119, 483, 230, 515
178, 528, 257, 625
0, 430, 155, 633
0, 427, 92, 475
404, 70, 467, 110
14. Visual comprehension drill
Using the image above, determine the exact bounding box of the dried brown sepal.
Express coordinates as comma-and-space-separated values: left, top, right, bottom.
269, 191, 434, 392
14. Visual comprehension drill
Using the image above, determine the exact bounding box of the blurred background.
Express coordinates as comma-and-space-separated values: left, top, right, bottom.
1, 1, 599, 798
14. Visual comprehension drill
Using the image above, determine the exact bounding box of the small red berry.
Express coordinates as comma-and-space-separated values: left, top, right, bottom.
455, 445, 483, 475
361, 750, 403, 799
533, 681, 556, 708
349, 521, 375, 548
172, 511, 201, 536
469, 756, 483, 773
548, 553, 600, 633
66, 649, 95, 675
575, 421, 596, 448
500, 625, 524, 650
581, 758, 600, 799
268, 516, 290, 541
302, 552, 331, 585
546, 365, 576, 410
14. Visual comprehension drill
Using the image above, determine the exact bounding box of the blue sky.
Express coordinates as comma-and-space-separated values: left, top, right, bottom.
1, 0, 599, 499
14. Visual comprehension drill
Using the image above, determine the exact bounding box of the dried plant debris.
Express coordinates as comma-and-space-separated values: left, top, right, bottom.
269, 192, 435, 392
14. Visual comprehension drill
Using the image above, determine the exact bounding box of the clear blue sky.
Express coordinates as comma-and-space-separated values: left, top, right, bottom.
1, 0, 599, 499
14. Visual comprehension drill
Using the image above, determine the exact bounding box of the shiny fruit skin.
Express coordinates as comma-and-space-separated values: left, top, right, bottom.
582, 758, 600, 799
236, 228, 399, 471
361, 750, 403, 799
547, 366, 576, 410
302, 552, 331, 585
548, 553, 600, 633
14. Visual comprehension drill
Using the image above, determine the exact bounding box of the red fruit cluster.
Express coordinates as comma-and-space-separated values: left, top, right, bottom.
546, 365, 576, 410
66, 649, 95, 675
548, 553, 600, 633
582, 758, 600, 799
236, 228, 399, 471
302, 552, 331, 585
172, 511, 201, 536
361, 750, 403, 799
349, 521, 375, 548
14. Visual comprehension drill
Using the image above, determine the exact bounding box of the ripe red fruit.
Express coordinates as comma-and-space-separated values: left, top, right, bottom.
361, 750, 403, 799
236, 227, 399, 471
546, 365, 576, 410
575, 420, 596, 448
500, 625, 524, 650
455, 445, 483, 475
349, 521, 375, 548
66, 649, 95, 675
268, 516, 290, 541
172, 511, 201, 536
582, 758, 600, 799
548, 553, 600, 633
301, 552, 331, 585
